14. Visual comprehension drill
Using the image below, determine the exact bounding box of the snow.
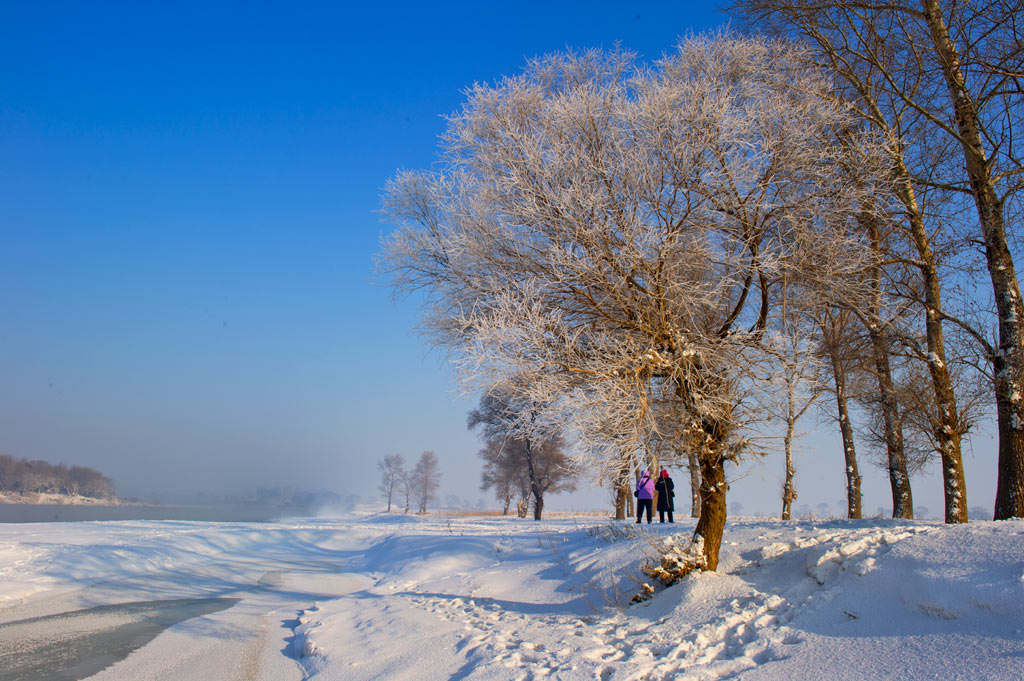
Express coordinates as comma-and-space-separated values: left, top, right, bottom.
1, 513, 1023, 680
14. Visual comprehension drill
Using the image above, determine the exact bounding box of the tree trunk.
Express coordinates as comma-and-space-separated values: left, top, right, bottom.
502, 488, 511, 516
614, 484, 627, 520
826, 334, 862, 519
613, 454, 629, 519
863, 217, 914, 519
694, 452, 727, 571
781, 417, 796, 520
921, 0, 1024, 519
837, 391, 862, 520
867, 319, 914, 519
524, 439, 544, 521
687, 449, 701, 518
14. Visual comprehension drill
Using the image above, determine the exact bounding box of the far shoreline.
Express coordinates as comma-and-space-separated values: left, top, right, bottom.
0, 491, 121, 506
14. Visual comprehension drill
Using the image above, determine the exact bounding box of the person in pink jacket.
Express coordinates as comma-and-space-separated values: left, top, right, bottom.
635, 470, 655, 524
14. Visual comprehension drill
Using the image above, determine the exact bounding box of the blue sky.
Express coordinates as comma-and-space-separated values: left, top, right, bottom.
0, 1, 998, 516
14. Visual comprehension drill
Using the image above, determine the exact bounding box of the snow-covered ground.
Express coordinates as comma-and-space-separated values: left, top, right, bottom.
1, 512, 1022, 680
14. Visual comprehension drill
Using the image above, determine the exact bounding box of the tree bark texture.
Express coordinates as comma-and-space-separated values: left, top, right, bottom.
614, 484, 627, 520
612, 456, 628, 520
524, 439, 545, 521
781, 417, 796, 520
865, 218, 914, 518
921, 0, 1024, 519
695, 452, 728, 572
867, 321, 915, 519
688, 449, 701, 519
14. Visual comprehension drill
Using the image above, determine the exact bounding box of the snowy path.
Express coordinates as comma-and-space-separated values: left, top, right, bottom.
1, 514, 1022, 680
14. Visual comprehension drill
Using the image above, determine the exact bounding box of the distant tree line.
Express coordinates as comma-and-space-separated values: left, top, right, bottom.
0, 455, 115, 499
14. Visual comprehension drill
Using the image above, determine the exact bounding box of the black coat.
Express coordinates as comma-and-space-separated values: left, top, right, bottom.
655, 477, 674, 511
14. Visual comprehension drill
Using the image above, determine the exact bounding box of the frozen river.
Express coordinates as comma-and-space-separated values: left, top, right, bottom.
0, 519, 371, 680
0, 597, 239, 681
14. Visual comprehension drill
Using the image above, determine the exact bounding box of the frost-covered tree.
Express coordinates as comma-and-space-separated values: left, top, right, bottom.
476, 436, 529, 516
411, 450, 442, 514
380, 36, 885, 570
68, 465, 115, 499
377, 453, 405, 512
468, 390, 578, 520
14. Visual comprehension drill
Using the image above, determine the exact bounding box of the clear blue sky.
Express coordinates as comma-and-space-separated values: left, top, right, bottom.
0, 1, 997, 516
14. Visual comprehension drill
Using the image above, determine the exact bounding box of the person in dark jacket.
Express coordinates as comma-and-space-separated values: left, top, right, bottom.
655, 469, 675, 523
635, 470, 654, 524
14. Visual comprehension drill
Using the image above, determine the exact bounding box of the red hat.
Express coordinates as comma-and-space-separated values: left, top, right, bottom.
659, 469, 669, 478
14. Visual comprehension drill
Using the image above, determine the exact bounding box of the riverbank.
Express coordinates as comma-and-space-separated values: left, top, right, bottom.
0, 491, 118, 506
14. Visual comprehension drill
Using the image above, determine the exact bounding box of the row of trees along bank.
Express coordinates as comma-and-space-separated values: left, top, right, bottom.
378, 8, 1024, 573
0, 454, 115, 500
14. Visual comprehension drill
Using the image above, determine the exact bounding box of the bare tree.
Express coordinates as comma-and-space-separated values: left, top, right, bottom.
380, 36, 885, 570
729, 0, 1024, 520
468, 391, 578, 520
411, 450, 442, 514
815, 306, 866, 518
757, 313, 825, 520
477, 438, 518, 515
920, 0, 1024, 520
397, 468, 413, 515
377, 453, 405, 512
